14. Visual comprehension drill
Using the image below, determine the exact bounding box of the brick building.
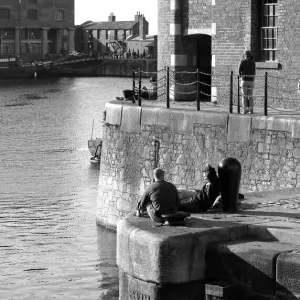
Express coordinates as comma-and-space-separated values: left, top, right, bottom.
0, 0, 75, 60
75, 12, 157, 59
158, 0, 300, 108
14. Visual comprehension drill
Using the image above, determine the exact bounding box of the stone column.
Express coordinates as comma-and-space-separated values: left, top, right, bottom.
169, 0, 186, 100
67, 28, 75, 54
42, 27, 48, 56
15, 28, 20, 56
0, 28, 2, 55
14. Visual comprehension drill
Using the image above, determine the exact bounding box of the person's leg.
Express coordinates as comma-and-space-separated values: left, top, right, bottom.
146, 204, 165, 224
178, 198, 204, 213
248, 81, 254, 113
241, 81, 249, 114
178, 189, 198, 201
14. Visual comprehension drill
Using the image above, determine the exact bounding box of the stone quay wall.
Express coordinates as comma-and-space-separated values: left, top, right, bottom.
96, 102, 300, 228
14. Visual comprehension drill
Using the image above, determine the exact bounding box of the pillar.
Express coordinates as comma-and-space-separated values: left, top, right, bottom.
15, 28, 20, 56
67, 28, 75, 54
0, 28, 2, 55
42, 28, 48, 56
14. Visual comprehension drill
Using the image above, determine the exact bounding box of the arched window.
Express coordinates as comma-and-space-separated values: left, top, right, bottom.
27, 9, 38, 20
0, 8, 10, 19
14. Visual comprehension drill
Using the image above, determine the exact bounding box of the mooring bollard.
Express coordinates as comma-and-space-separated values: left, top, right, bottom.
218, 157, 241, 213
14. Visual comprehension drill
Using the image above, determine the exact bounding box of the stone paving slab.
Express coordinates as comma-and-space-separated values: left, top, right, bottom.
183, 188, 300, 247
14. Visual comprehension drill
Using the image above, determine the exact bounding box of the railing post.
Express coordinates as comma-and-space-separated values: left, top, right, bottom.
196, 69, 200, 111
138, 68, 142, 106
132, 67, 136, 103
166, 67, 170, 108
264, 71, 268, 116
237, 75, 240, 114
229, 71, 233, 113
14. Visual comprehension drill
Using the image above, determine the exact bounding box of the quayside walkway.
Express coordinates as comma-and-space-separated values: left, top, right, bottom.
117, 187, 300, 300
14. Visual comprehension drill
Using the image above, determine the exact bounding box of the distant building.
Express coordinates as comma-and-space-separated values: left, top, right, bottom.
0, 0, 75, 60
75, 12, 157, 59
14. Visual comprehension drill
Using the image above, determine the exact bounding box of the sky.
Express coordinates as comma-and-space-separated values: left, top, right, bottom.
75, 0, 158, 35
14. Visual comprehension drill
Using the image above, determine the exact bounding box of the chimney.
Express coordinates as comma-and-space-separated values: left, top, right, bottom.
108, 13, 116, 22
139, 14, 148, 40
134, 11, 140, 22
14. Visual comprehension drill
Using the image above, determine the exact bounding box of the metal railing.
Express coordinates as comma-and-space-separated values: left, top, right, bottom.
131, 67, 300, 117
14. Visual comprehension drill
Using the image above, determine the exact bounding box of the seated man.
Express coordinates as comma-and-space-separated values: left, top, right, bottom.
178, 164, 223, 213
136, 168, 180, 224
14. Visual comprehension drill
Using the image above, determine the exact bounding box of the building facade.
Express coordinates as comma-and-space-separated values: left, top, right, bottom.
158, 0, 300, 108
75, 12, 157, 59
0, 0, 75, 60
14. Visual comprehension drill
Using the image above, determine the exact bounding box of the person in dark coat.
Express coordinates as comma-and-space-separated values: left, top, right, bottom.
136, 168, 180, 223
238, 50, 256, 114
178, 164, 223, 213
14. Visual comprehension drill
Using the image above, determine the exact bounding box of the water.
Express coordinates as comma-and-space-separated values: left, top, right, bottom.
0, 77, 132, 299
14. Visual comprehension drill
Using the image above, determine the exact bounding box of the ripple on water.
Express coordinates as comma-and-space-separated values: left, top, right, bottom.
0, 77, 129, 299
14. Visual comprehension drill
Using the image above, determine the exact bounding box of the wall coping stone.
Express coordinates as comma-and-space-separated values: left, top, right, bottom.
120, 105, 142, 133
252, 116, 292, 132
105, 102, 123, 126
227, 114, 251, 143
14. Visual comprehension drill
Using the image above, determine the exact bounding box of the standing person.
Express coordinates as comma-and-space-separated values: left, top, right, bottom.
136, 168, 180, 224
238, 50, 256, 114
178, 164, 222, 213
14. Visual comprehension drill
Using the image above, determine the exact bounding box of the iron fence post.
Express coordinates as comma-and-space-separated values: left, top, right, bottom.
264, 72, 268, 116
166, 67, 170, 108
132, 67, 136, 103
196, 69, 200, 111
230, 71, 233, 113
237, 75, 240, 114
138, 68, 142, 106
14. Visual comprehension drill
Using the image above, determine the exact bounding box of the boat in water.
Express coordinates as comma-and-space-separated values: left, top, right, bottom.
0, 56, 52, 78
88, 138, 102, 164
88, 119, 102, 164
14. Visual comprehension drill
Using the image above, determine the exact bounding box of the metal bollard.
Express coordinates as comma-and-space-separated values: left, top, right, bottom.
218, 157, 241, 213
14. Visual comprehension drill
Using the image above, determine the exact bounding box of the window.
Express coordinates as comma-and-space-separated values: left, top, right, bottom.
0, 8, 10, 19
3, 29, 14, 39
260, 0, 278, 61
27, 9, 38, 20
97, 30, 101, 39
54, 10, 64, 21
28, 0, 37, 4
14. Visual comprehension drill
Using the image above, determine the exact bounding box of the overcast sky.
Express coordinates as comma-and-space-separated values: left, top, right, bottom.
75, 0, 158, 35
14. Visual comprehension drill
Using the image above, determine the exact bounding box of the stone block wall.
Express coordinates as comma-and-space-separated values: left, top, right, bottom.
96, 102, 300, 228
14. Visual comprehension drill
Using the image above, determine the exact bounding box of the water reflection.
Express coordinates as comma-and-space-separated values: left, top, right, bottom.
0, 77, 130, 299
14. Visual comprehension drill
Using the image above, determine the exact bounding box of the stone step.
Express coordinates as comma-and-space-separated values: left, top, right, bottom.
206, 239, 300, 300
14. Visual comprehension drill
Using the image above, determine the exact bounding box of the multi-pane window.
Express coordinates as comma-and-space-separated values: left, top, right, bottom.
54, 10, 64, 21
27, 9, 38, 20
260, 0, 278, 61
0, 8, 10, 19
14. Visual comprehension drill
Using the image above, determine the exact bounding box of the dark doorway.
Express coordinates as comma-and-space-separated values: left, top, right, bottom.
197, 34, 211, 101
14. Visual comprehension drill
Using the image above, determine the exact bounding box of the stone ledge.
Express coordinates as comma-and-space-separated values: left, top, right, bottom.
117, 213, 248, 285
252, 116, 291, 132
206, 240, 300, 297
105, 102, 123, 126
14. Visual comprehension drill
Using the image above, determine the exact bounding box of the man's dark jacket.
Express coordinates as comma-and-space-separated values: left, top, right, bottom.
238, 58, 256, 81
137, 180, 180, 215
